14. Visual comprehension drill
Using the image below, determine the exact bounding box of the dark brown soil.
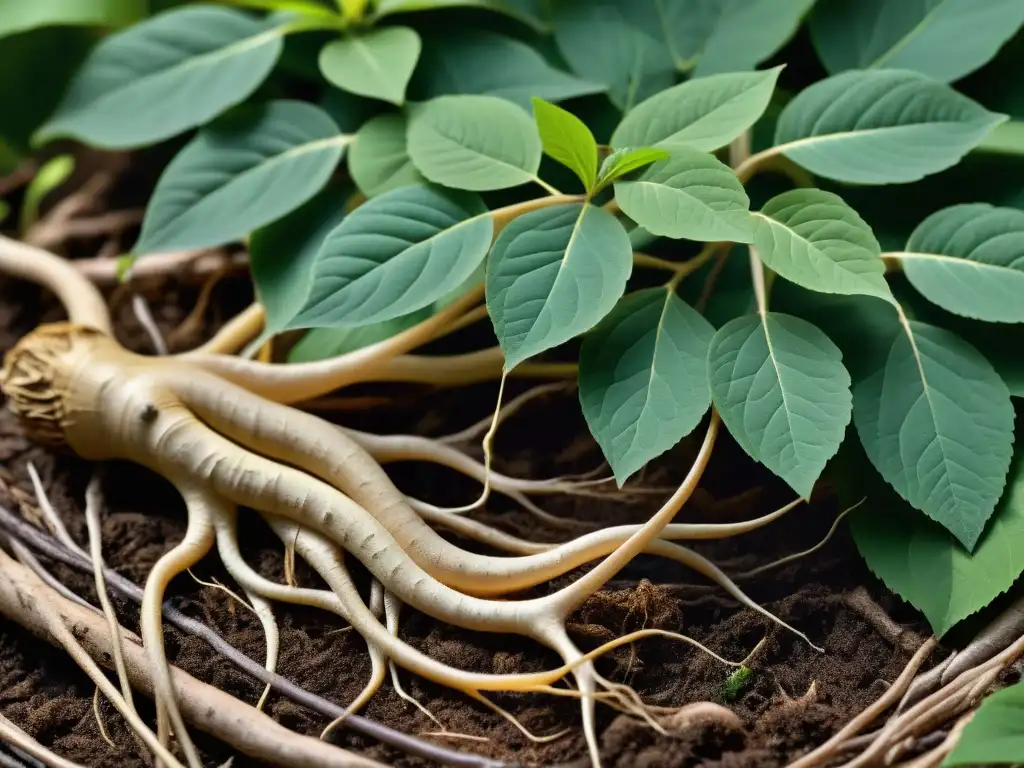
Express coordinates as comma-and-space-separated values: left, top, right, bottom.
0, 236, 939, 768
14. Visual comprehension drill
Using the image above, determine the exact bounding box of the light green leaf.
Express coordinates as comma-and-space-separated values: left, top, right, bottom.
318, 26, 421, 106
708, 312, 852, 498
135, 101, 347, 255
34, 6, 286, 149
409, 28, 604, 109
0, 0, 145, 38
773, 69, 1007, 184
288, 184, 493, 329
977, 121, 1024, 156
853, 319, 1015, 551
487, 202, 633, 369
596, 147, 670, 188
20, 154, 74, 233
752, 189, 892, 301
532, 97, 597, 192
579, 287, 715, 484
893, 203, 1024, 323
217, 0, 342, 19
348, 113, 424, 198
849, 441, 1024, 638
944, 682, 1024, 765
407, 94, 543, 191
611, 66, 782, 152
552, 1, 674, 112
614, 148, 753, 243
250, 187, 349, 333
691, 0, 816, 77
810, 0, 1024, 83
374, 0, 549, 32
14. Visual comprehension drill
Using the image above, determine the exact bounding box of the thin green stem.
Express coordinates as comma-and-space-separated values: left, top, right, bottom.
533, 176, 564, 197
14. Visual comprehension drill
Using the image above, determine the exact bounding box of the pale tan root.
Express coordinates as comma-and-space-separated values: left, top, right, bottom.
0, 711, 87, 768
141, 491, 214, 768
93, 685, 117, 749
0, 548, 183, 767
84, 474, 147, 757
0, 551, 387, 768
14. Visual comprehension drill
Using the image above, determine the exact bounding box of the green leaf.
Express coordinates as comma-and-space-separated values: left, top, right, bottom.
552, 0, 674, 112
708, 312, 853, 498
849, 441, 1024, 638
288, 311, 431, 362
374, 0, 549, 32
611, 66, 783, 153
853, 318, 1015, 551
977, 121, 1024, 156
531, 98, 598, 193
690, 0, 816, 77
318, 26, 421, 106
34, 6, 286, 149
944, 682, 1024, 765
285, 264, 481, 362
250, 187, 348, 333
773, 69, 1007, 184
19, 154, 74, 233
487, 202, 633, 369
409, 28, 604, 109
348, 113, 424, 198
579, 287, 715, 484
407, 95, 543, 191
752, 189, 892, 302
894, 203, 1024, 323
596, 147, 670, 188
0, 200, 9, 226
134, 100, 347, 255
0, 0, 146, 38
288, 184, 493, 329
810, 0, 1024, 83
614, 148, 753, 243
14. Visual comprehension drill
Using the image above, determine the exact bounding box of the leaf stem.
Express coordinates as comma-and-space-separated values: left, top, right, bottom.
490, 194, 583, 234
533, 176, 564, 197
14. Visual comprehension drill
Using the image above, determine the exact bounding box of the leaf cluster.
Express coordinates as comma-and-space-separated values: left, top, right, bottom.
5, 0, 1024, 675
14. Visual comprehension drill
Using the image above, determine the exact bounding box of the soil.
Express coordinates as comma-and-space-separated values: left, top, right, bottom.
0, 177, 941, 768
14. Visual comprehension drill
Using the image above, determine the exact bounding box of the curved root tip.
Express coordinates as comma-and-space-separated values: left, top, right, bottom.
661, 702, 743, 733
469, 691, 568, 744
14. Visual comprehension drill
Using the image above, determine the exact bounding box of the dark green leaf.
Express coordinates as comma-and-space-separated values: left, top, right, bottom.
250, 187, 349, 333
0, 0, 146, 39
552, 0, 674, 112
409, 28, 604, 109
944, 682, 1024, 765
850, 440, 1024, 638
810, 0, 1024, 83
